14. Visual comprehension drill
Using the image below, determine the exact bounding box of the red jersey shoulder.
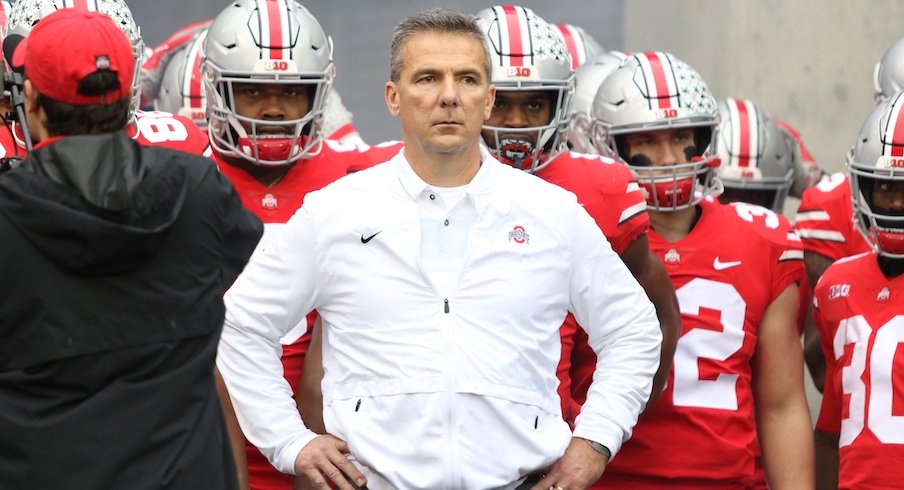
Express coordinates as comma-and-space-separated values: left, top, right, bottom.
333, 140, 402, 173
727, 201, 804, 253
538, 152, 649, 255
129, 110, 211, 157
794, 173, 870, 259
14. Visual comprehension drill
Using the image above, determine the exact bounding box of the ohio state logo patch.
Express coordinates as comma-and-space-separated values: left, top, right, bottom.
509, 225, 530, 244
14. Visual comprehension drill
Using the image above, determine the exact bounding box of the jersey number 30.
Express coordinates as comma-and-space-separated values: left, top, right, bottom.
833, 315, 904, 446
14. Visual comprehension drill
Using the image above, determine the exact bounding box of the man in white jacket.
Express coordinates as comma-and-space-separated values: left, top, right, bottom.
217, 7, 662, 490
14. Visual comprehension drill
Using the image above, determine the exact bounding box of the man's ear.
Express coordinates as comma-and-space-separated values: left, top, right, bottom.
23, 79, 38, 114
385, 81, 400, 117
483, 83, 496, 121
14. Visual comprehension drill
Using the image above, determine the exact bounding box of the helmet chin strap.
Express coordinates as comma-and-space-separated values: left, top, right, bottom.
499, 135, 536, 170
237, 135, 306, 163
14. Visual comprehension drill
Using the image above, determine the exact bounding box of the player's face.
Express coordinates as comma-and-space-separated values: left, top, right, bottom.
385, 31, 494, 156
872, 179, 904, 212
482, 90, 553, 146
232, 82, 310, 132
624, 128, 695, 168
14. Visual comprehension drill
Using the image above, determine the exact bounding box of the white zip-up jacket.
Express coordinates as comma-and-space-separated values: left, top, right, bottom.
217, 148, 661, 489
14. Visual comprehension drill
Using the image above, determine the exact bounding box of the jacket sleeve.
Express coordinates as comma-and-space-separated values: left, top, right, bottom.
216, 203, 322, 475
567, 204, 662, 458
213, 171, 263, 288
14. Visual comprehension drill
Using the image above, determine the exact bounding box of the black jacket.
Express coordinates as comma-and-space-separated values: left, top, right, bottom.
0, 132, 262, 489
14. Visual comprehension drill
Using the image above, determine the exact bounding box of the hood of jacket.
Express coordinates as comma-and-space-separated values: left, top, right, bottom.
0, 131, 188, 274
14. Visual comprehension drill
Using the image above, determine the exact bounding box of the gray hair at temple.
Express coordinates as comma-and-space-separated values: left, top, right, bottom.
389, 7, 492, 83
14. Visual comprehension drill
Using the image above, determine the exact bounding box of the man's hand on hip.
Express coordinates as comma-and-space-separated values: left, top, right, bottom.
529, 437, 608, 490
294, 435, 367, 490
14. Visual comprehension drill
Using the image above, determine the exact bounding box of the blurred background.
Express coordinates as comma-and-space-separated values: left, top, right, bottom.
131, 0, 904, 181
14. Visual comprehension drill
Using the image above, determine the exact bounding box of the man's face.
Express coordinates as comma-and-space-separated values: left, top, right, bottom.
232, 82, 311, 133
872, 179, 904, 212
483, 90, 553, 138
385, 31, 494, 155
623, 128, 696, 167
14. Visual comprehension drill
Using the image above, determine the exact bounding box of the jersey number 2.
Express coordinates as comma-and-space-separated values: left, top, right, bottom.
673, 278, 747, 410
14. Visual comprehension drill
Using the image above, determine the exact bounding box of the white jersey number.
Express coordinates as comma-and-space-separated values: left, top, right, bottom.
135, 115, 189, 143
815, 172, 847, 193
672, 278, 747, 410
834, 315, 904, 446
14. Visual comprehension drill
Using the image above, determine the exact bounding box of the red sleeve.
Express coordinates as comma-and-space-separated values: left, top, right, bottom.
580, 158, 650, 256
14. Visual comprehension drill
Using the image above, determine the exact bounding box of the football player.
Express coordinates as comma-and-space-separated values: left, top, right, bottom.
7, 0, 210, 156
152, 21, 365, 145
813, 92, 904, 489
792, 36, 904, 389
590, 51, 814, 488
474, 5, 680, 429
201, 2, 396, 489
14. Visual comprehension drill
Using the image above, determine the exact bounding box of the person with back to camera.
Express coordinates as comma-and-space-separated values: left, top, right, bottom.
0, 8, 262, 489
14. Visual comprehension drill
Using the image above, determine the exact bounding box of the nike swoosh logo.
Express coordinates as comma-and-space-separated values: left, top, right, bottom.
713, 257, 742, 270
361, 231, 381, 244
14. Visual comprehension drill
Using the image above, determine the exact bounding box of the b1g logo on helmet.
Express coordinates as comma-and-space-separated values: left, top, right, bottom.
878, 156, 904, 168
264, 60, 290, 71
506, 66, 532, 78
657, 108, 679, 119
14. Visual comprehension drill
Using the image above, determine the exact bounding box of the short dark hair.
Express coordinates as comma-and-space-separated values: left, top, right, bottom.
35, 71, 130, 136
389, 8, 491, 83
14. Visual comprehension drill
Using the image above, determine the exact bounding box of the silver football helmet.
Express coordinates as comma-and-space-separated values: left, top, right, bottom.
874, 36, 904, 104
848, 93, 904, 258
553, 23, 604, 70
562, 51, 629, 153
202, 0, 334, 166
590, 51, 721, 211
476, 5, 574, 172
140, 19, 212, 111
155, 29, 208, 130
716, 98, 795, 211
9, 0, 145, 113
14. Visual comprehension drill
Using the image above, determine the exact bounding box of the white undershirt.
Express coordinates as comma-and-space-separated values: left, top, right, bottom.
419, 185, 473, 297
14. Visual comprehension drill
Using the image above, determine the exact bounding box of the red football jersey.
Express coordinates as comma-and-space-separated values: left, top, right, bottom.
532, 152, 650, 423
600, 199, 803, 488
215, 140, 398, 490
795, 173, 870, 262
126, 110, 211, 156
0, 122, 25, 163
814, 252, 904, 490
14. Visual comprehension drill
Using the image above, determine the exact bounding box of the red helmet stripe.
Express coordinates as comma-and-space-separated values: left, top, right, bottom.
555, 24, 581, 69
733, 99, 753, 167
889, 94, 904, 157
500, 5, 525, 67
640, 52, 674, 110
66, 0, 92, 10
184, 31, 206, 111
264, 0, 285, 60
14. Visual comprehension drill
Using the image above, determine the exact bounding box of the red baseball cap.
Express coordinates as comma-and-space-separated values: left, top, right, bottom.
12, 8, 134, 106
